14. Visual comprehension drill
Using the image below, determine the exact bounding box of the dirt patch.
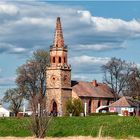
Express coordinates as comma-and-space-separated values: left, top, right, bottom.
0, 137, 139, 140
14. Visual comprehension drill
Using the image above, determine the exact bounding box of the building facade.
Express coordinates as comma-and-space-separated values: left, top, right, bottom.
72, 80, 115, 113
0, 105, 10, 117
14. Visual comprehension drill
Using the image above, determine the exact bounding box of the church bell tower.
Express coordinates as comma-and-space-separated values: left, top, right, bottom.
46, 17, 71, 116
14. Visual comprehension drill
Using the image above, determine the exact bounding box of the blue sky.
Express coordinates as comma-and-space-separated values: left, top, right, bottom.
0, 1, 140, 99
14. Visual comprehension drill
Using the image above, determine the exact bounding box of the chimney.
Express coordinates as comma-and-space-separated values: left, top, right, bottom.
92, 80, 97, 87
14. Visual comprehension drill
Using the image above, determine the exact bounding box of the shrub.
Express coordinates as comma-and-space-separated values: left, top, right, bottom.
73, 98, 83, 116
66, 99, 74, 115
66, 98, 83, 116
89, 112, 118, 116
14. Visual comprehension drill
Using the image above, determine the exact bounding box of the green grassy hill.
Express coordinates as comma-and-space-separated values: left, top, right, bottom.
0, 116, 140, 139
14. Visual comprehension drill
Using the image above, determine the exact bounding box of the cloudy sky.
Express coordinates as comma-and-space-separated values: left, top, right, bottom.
0, 1, 140, 99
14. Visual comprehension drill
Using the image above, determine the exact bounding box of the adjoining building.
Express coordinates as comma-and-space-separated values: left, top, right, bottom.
0, 104, 10, 117
72, 80, 115, 114
46, 17, 116, 116
109, 96, 140, 116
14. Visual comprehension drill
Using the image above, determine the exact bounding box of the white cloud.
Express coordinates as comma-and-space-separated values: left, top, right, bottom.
72, 74, 90, 81
93, 17, 140, 33
70, 55, 110, 65
0, 1, 140, 88
0, 4, 19, 15
0, 2, 139, 56
70, 55, 110, 79
0, 43, 28, 54
15, 17, 54, 27
72, 73, 103, 82
0, 76, 16, 86
12, 47, 27, 53
78, 10, 140, 36
73, 42, 126, 51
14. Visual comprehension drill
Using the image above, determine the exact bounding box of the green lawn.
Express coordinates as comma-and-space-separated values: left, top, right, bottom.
0, 116, 140, 138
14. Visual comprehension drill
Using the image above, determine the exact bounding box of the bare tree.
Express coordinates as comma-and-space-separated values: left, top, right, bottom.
125, 67, 140, 99
3, 88, 23, 116
16, 50, 49, 111
102, 57, 134, 100
16, 49, 50, 138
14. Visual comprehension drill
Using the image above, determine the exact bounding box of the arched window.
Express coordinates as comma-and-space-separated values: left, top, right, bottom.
59, 57, 61, 63
51, 100, 57, 116
53, 57, 55, 63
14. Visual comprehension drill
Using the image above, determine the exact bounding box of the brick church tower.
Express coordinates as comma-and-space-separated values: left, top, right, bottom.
46, 17, 71, 116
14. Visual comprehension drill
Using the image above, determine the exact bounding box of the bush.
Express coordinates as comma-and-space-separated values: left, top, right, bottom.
65, 99, 74, 114
66, 98, 83, 116
89, 112, 118, 116
73, 98, 83, 116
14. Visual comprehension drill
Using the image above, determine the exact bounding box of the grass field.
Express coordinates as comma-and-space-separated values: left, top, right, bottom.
0, 116, 140, 139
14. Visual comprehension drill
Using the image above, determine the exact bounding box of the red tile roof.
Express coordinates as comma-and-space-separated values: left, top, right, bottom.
71, 81, 115, 98
109, 96, 140, 107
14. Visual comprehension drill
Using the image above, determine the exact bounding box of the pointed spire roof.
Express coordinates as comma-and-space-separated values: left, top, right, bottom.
53, 17, 64, 48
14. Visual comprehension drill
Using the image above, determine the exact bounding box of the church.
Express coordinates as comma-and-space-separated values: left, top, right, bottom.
46, 17, 115, 116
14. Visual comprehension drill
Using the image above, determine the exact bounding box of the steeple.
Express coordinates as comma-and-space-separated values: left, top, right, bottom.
49, 17, 70, 69
53, 17, 64, 48
46, 17, 72, 116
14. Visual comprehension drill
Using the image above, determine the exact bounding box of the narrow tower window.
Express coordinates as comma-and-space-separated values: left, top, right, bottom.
53, 57, 55, 63
59, 57, 61, 63
64, 57, 66, 63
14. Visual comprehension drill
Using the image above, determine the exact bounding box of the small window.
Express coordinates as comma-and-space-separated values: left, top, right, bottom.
107, 100, 109, 105
64, 57, 66, 63
98, 100, 101, 107
53, 57, 55, 63
59, 57, 61, 63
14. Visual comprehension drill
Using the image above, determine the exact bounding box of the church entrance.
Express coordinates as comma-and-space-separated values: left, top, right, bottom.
51, 101, 57, 116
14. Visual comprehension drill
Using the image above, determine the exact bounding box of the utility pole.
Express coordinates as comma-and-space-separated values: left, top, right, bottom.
23, 98, 26, 116
84, 102, 87, 116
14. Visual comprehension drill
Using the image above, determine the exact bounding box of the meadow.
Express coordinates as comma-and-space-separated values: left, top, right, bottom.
0, 116, 140, 139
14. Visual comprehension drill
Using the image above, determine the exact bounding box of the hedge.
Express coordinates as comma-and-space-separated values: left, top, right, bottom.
89, 112, 118, 116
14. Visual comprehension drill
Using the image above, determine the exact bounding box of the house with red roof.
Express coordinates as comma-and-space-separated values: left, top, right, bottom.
109, 96, 140, 116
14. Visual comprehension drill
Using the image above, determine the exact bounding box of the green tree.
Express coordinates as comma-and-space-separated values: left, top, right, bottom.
73, 98, 83, 116
66, 98, 83, 116
66, 99, 74, 115
3, 88, 23, 116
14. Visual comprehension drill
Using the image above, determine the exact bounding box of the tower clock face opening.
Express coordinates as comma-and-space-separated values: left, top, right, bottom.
51, 76, 55, 81
50, 75, 58, 83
